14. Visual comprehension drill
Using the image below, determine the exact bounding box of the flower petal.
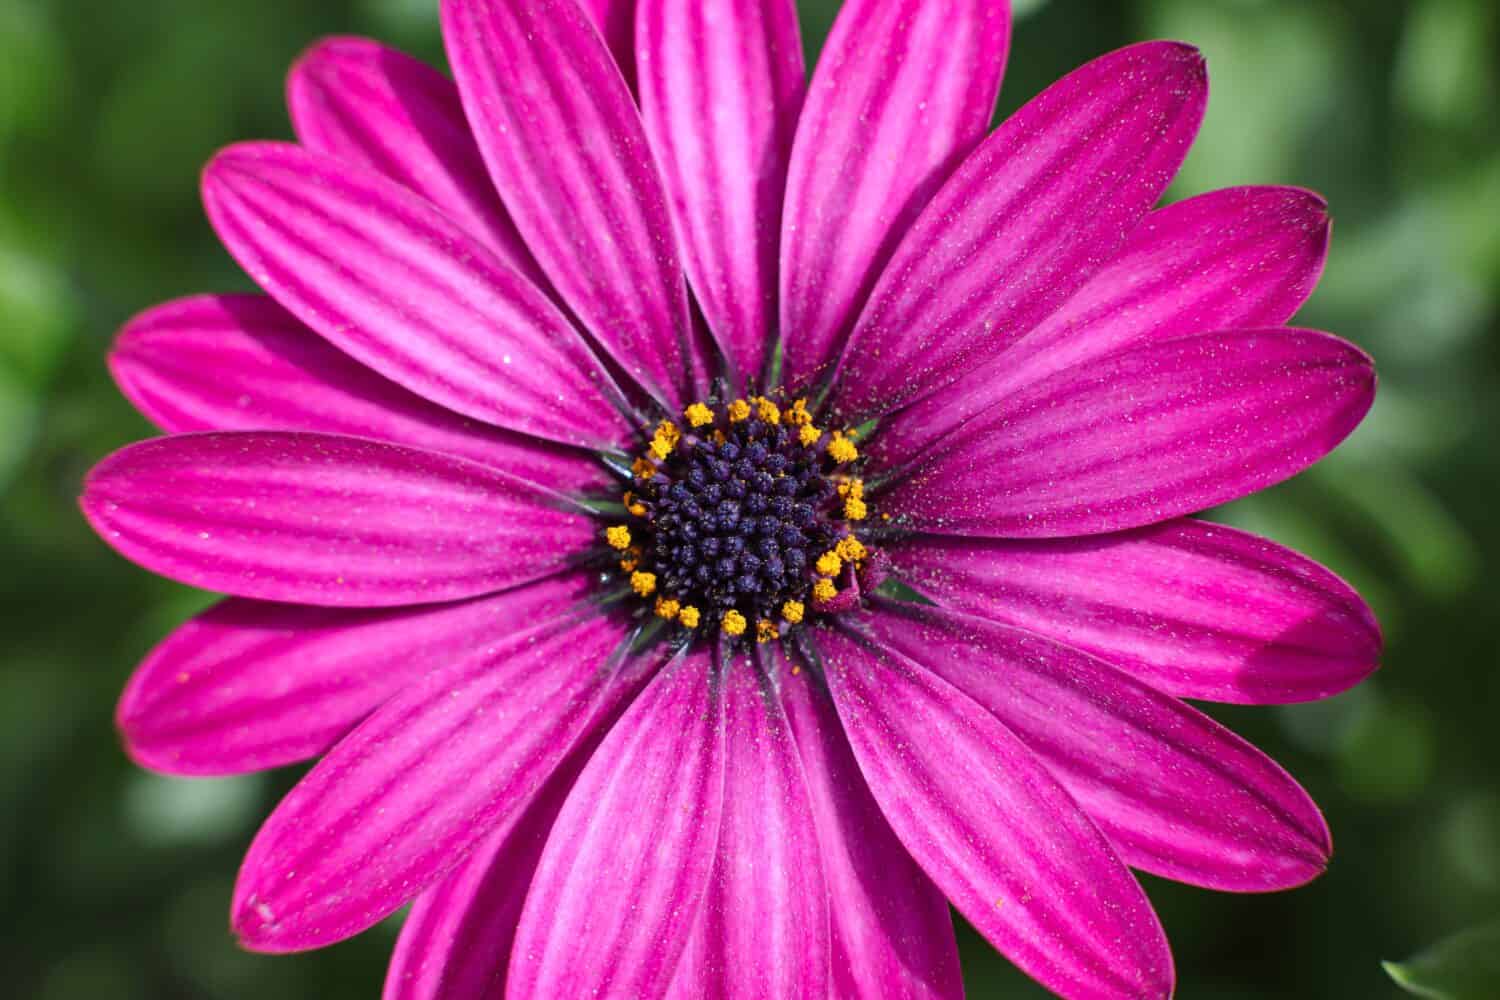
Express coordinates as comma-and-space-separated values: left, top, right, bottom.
507, 648, 725, 998
118, 573, 593, 777
874, 185, 1331, 464
884, 328, 1376, 538
110, 294, 605, 490
579, 0, 637, 89
666, 650, 829, 999
636, 0, 804, 388
814, 625, 1173, 999
383, 760, 577, 1000
864, 603, 1334, 892
888, 520, 1380, 704
779, 650, 963, 1000
287, 36, 544, 284
828, 41, 1208, 421
441, 0, 700, 408
202, 142, 628, 449
81, 431, 595, 607
778, 0, 1011, 390
231, 609, 647, 952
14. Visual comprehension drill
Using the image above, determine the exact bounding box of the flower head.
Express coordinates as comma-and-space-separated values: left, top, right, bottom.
83, 2, 1380, 997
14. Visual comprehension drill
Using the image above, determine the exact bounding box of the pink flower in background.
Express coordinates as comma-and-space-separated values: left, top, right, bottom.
80, 0, 1380, 997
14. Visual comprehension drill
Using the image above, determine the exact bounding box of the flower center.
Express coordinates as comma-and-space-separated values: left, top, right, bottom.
604, 395, 872, 641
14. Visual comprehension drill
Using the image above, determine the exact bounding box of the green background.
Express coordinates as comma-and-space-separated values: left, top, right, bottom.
2, 0, 1498, 996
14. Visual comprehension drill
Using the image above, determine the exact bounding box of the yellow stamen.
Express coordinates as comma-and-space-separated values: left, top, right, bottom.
815, 550, 843, 577
619, 553, 639, 572
712, 429, 727, 445
606, 525, 632, 550
780, 600, 805, 624
679, 605, 701, 628
827, 432, 858, 464
727, 398, 751, 422
722, 609, 747, 636
837, 478, 865, 500
786, 398, 813, 427
654, 596, 681, 620
684, 402, 714, 427
648, 438, 673, 461
622, 491, 647, 517
836, 536, 867, 562
656, 419, 681, 446
631, 457, 656, 479
754, 396, 781, 424
812, 578, 837, 602
799, 424, 822, 447
844, 496, 868, 521
756, 619, 779, 643
630, 571, 657, 597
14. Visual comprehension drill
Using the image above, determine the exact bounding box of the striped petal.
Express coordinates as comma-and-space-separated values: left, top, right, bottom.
110, 294, 604, 489
117, 573, 592, 777
874, 185, 1331, 465
231, 610, 647, 952
863, 603, 1334, 892
637, 0, 804, 388
81, 432, 594, 607
287, 36, 543, 283
884, 328, 1375, 538
202, 142, 628, 450
778, 0, 1010, 390
507, 648, 725, 998
442, 0, 700, 408
888, 520, 1380, 704
828, 41, 1208, 421
815, 625, 1173, 999
579, 0, 637, 89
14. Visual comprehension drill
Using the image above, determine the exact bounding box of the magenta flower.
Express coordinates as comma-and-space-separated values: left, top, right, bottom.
81, 1, 1380, 997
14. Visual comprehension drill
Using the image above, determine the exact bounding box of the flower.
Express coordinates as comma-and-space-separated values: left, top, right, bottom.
79, 1, 1381, 997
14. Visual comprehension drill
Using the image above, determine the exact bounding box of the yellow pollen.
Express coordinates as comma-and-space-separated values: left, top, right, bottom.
756, 619, 779, 643
838, 478, 865, 500
606, 525, 632, 550
836, 536, 868, 562
630, 571, 657, 597
678, 605, 701, 628
656, 419, 681, 445
712, 429, 727, 445
781, 600, 805, 624
815, 551, 843, 577
799, 424, 822, 447
812, 578, 837, 602
648, 437, 673, 461
619, 554, 639, 572
654, 596, 681, 620
727, 398, 751, 422
754, 397, 781, 424
684, 402, 714, 427
827, 432, 859, 464
631, 457, 656, 479
628, 500, 647, 517
844, 496, 868, 521
786, 399, 813, 427
722, 609, 748, 636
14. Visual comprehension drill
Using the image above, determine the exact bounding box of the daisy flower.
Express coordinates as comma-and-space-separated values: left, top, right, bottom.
82, 1, 1380, 997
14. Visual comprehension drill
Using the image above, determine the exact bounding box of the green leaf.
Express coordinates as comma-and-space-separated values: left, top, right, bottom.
1385, 920, 1500, 999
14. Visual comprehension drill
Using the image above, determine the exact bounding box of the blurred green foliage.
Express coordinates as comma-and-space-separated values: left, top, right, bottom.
1, 0, 1497, 997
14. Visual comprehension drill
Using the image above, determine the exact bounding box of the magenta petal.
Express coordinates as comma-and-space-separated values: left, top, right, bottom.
579, 0, 637, 89
383, 765, 576, 1000
780, 651, 963, 1000
202, 142, 628, 449
231, 610, 645, 952
637, 0, 804, 388
778, 0, 1010, 390
507, 648, 725, 998
441, 0, 700, 408
110, 294, 605, 490
888, 520, 1380, 704
885, 328, 1376, 538
829, 41, 1208, 420
875, 185, 1331, 463
815, 625, 1173, 999
81, 432, 594, 607
287, 36, 544, 285
667, 652, 829, 999
119, 574, 593, 777
864, 603, 1334, 892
